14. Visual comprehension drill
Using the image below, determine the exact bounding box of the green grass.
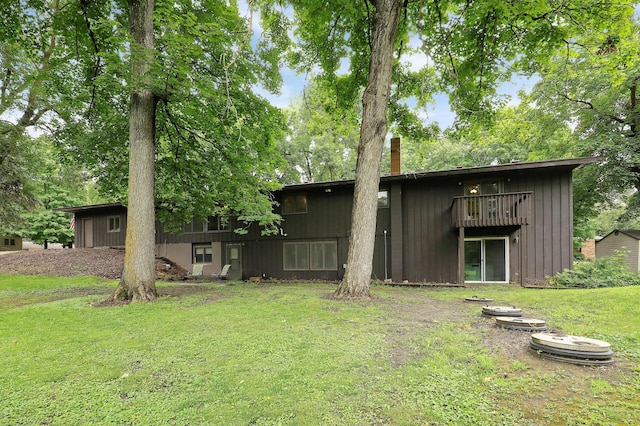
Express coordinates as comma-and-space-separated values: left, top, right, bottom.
1, 277, 639, 425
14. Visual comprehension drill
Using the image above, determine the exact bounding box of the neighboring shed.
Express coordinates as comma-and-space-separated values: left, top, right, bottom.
0, 235, 22, 251
596, 229, 640, 272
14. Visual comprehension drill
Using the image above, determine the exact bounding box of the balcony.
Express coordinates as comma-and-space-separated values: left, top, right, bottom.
451, 192, 532, 228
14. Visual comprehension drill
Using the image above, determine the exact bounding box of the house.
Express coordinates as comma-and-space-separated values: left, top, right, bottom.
0, 235, 22, 251
596, 229, 640, 273
61, 145, 595, 285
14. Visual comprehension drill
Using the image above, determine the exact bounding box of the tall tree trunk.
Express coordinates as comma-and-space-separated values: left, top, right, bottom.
112, 0, 158, 302
335, 0, 402, 299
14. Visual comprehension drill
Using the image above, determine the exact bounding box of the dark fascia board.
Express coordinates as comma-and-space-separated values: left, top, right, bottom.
56, 202, 125, 214
283, 156, 600, 191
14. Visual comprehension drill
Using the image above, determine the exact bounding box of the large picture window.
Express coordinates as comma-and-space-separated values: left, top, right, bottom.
283, 241, 337, 271
310, 241, 338, 270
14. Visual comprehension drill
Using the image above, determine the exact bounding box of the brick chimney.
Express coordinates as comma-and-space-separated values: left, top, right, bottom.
390, 137, 401, 176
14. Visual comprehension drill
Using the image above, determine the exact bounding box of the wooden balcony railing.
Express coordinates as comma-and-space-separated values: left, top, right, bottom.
451, 192, 532, 228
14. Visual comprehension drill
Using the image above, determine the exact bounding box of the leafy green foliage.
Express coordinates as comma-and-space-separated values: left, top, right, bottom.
2, 0, 290, 237
0, 131, 39, 230
279, 79, 360, 183
548, 251, 640, 288
530, 12, 640, 221
14, 137, 85, 246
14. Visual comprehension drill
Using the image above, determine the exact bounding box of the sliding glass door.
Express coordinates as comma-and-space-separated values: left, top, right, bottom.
464, 237, 508, 283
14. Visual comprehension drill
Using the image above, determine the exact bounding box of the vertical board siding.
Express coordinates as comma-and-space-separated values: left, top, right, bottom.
402, 178, 460, 283
72, 163, 579, 284
511, 170, 573, 284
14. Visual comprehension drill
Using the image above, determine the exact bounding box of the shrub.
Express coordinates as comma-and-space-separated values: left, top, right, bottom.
548, 250, 640, 288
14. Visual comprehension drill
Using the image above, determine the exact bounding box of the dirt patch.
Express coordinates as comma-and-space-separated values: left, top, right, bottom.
0, 248, 188, 280
383, 294, 631, 395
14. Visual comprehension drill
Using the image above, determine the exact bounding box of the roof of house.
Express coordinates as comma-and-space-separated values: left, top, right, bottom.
59, 156, 599, 214
598, 229, 640, 241
284, 156, 598, 190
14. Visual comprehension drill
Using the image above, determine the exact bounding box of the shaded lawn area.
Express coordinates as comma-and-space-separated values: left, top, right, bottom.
1, 276, 639, 425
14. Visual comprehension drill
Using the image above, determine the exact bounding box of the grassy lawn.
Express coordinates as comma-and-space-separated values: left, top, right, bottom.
1, 276, 639, 425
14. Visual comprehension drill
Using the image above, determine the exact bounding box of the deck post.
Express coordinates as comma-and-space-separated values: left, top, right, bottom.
390, 183, 403, 283
520, 225, 527, 286
458, 226, 465, 284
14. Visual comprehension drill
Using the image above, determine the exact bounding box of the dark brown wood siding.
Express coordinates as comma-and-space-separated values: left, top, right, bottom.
70, 162, 577, 283
509, 169, 574, 284
401, 177, 459, 282
400, 168, 574, 284
74, 207, 127, 248
157, 184, 390, 281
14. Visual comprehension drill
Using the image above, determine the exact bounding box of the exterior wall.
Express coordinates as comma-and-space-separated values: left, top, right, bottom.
157, 242, 223, 276
400, 168, 574, 284
68, 162, 579, 283
75, 207, 127, 249
0, 236, 22, 251
401, 177, 459, 282
509, 169, 574, 285
596, 232, 640, 272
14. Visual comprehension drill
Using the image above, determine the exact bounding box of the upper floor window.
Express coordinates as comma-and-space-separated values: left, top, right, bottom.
282, 194, 307, 214
465, 179, 503, 196
108, 216, 121, 232
182, 217, 206, 234
377, 189, 389, 208
206, 215, 229, 232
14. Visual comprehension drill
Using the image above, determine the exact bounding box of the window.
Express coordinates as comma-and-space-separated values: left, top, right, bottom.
183, 218, 205, 233
108, 216, 121, 232
310, 241, 338, 270
464, 179, 503, 196
206, 215, 229, 232
193, 244, 212, 264
283, 242, 309, 270
282, 194, 307, 214
3, 238, 14, 246
464, 179, 504, 219
377, 190, 389, 208
283, 241, 337, 271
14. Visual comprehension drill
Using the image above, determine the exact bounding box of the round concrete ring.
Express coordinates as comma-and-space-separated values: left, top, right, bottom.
531, 332, 611, 352
529, 340, 614, 359
528, 347, 614, 366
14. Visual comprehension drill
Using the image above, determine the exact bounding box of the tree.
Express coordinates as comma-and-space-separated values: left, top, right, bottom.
280, 79, 361, 183
0, 130, 38, 228
282, 0, 630, 297
2, 1, 289, 301
109, 0, 158, 301
17, 136, 83, 247
530, 14, 640, 222
80, 0, 288, 301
